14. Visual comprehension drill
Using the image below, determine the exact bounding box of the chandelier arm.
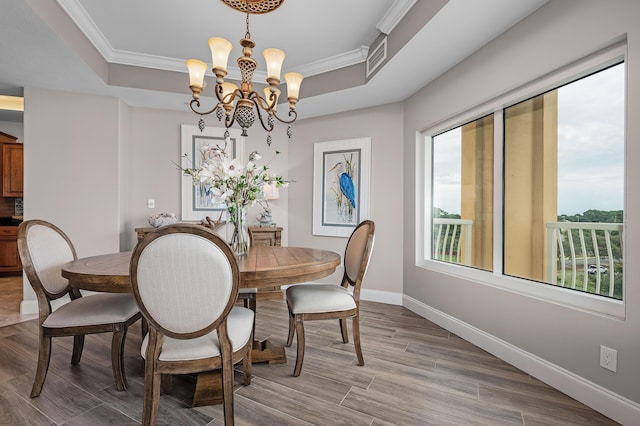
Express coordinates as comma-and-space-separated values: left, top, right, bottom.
189, 99, 220, 116
271, 109, 298, 125
253, 100, 276, 133
224, 112, 237, 129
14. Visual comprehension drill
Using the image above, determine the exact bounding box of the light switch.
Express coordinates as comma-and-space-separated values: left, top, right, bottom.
147, 199, 155, 209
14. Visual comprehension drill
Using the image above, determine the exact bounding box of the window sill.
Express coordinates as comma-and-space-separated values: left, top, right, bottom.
417, 259, 625, 320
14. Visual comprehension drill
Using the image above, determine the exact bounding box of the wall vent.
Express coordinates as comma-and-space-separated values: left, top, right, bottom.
366, 36, 387, 79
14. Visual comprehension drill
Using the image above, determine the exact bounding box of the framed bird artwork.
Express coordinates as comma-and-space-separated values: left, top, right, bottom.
313, 137, 371, 237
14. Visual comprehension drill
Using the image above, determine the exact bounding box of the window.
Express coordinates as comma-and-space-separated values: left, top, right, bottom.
504, 64, 624, 300
432, 115, 493, 272
420, 44, 626, 314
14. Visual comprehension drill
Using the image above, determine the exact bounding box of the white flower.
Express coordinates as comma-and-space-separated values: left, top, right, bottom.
223, 157, 243, 178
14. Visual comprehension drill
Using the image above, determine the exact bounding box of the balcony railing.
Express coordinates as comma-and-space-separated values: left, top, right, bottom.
433, 218, 473, 265
546, 222, 623, 298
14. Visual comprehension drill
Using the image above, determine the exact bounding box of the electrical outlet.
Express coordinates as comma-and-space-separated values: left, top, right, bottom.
600, 345, 617, 372
147, 199, 155, 209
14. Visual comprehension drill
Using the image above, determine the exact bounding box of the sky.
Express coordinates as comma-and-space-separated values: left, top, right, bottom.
432, 63, 625, 216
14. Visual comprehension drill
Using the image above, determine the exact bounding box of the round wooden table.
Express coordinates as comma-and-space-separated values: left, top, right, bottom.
61, 245, 341, 406
61, 246, 341, 292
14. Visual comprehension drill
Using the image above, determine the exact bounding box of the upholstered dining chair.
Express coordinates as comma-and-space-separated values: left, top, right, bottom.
17, 219, 142, 397
285, 220, 375, 377
130, 224, 254, 426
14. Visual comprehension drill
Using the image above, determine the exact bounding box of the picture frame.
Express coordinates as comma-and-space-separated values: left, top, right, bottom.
180, 124, 244, 221
313, 137, 371, 237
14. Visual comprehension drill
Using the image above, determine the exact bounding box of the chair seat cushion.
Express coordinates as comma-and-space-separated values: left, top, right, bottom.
141, 306, 254, 361
286, 284, 356, 314
43, 293, 140, 328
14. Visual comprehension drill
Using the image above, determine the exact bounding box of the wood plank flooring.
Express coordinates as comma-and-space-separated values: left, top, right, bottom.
0, 284, 619, 425
0, 275, 36, 327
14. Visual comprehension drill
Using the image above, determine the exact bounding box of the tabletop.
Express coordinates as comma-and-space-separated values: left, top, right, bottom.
61, 246, 341, 293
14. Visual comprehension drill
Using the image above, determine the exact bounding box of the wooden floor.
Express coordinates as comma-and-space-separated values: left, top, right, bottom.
0, 275, 36, 327
0, 281, 619, 425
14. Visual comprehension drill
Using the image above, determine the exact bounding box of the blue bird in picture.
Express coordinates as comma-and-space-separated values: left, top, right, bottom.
330, 161, 356, 209
340, 172, 356, 209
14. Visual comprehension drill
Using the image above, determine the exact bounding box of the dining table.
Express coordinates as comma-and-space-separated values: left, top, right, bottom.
61, 245, 341, 406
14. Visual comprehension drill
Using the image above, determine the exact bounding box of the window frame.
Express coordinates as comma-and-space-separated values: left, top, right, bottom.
416, 42, 627, 319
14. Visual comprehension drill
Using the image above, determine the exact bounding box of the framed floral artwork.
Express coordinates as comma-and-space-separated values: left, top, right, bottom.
180, 124, 244, 221
313, 137, 371, 237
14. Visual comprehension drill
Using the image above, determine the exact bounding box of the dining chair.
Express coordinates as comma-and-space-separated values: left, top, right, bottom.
285, 220, 375, 376
17, 219, 142, 397
130, 224, 254, 426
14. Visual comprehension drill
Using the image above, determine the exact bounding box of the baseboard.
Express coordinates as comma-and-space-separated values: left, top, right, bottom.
403, 295, 640, 426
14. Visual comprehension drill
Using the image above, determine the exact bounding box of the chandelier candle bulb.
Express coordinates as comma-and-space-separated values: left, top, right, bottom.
208, 37, 233, 81
263, 48, 286, 85
284, 72, 303, 106
186, 59, 208, 97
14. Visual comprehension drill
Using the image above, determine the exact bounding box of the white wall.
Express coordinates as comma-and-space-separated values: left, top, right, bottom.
402, 0, 640, 422
288, 103, 404, 303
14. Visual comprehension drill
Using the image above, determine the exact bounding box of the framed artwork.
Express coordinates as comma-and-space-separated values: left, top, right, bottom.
313, 137, 371, 237
180, 124, 244, 221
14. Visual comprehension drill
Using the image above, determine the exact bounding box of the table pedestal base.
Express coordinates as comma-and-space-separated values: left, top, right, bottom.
191, 338, 287, 407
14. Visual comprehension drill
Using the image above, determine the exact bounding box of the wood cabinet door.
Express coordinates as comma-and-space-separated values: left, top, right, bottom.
2, 143, 24, 197
0, 227, 21, 272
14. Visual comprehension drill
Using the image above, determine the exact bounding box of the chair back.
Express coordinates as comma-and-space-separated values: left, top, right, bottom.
17, 220, 78, 300
343, 220, 375, 295
130, 224, 239, 339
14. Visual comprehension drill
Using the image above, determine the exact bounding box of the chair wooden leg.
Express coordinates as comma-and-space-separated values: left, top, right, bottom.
71, 335, 85, 365
286, 312, 295, 347
31, 334, 52, 398
161, 374, 173, 394
222, 353, 235, 425
293, 315, 305, 377
352, 314, 364, 366
242, 331, 253, 386
111, 326, 128, 391
339, 318, 349, 343
143, 360, 161, 426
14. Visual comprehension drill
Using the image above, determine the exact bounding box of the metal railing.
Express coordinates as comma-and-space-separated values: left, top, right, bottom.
546, 222, 623, 297
433, 218, 473, 265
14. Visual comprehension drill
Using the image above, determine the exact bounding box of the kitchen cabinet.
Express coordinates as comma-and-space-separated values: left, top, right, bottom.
0, 226, 21, 274
1, 132, 23, 197
2, 142, 24, 197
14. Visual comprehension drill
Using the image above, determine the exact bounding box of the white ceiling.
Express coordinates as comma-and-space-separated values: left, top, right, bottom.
0, 0, 550, 123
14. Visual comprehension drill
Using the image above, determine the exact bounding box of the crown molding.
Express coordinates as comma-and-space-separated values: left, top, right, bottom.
377, 0, 418, 34
57, 0, 393, 80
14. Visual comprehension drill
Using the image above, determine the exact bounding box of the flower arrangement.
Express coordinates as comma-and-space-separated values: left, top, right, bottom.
182, 140, 288, 255
182, 142, 287, 209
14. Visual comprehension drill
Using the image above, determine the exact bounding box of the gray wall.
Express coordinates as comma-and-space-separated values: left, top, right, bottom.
287, 102, 404, 298
402, 0, 640, 418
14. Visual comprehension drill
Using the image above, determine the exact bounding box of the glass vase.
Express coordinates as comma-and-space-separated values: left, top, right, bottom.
227, 204, 249, 256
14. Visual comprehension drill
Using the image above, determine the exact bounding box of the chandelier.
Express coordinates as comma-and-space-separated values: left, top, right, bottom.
186, 0, 303, 146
